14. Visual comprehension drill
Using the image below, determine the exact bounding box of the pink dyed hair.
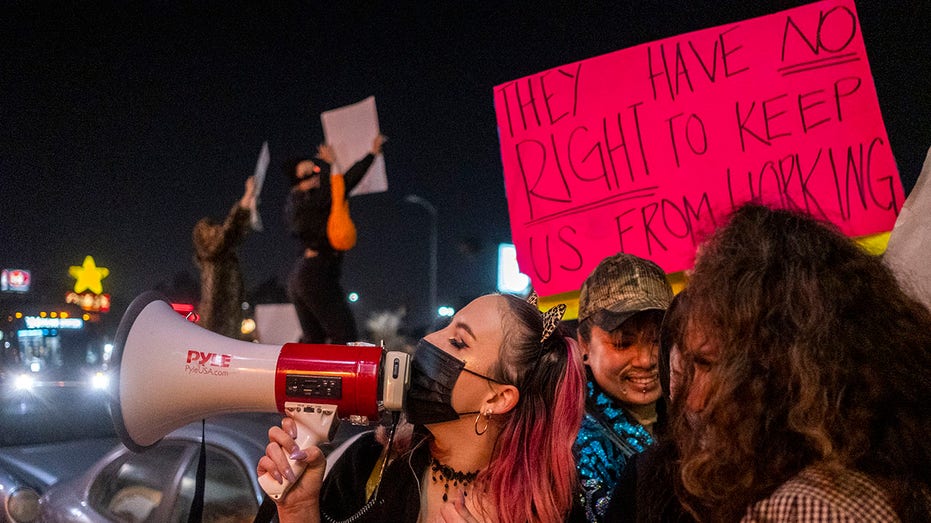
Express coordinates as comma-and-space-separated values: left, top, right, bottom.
480, 294, 586, 523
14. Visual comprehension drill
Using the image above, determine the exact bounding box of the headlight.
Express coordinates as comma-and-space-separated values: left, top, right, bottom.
13, 373, 34, 391
91, 371, 110, 390
7, 487, 40, 523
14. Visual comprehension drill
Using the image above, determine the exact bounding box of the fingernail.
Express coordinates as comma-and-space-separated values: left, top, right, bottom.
290, 448, 308, 461
272, 470, 282, 484
289, 426, 298, 439
284, 468, 297, 483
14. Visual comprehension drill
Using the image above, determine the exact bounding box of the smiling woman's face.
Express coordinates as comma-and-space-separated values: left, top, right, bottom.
582, 311, 662, 408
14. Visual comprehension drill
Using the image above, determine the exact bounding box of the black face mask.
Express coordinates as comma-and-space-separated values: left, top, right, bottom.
404, 338, 501, 426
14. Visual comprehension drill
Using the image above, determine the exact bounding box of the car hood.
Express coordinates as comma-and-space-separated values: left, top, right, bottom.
0, 437, 118, 490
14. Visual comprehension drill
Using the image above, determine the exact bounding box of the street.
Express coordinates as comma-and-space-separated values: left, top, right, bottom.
1, 383, 114, 446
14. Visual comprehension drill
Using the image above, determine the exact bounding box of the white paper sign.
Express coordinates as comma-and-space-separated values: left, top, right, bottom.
884, 145, 931, 308
250, 141, 270, 231
321, 96, 387, 195
254, 303, 303, 344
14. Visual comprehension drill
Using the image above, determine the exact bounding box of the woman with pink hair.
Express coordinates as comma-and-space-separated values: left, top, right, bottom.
258, 292, 585, 523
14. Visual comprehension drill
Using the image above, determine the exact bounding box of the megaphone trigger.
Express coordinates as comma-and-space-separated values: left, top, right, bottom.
257, 402, 339, 500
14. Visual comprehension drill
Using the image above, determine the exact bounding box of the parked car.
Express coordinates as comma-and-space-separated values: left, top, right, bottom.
0, 438, 117, 523
3, 374, 370, 523
38, 413, 284, 523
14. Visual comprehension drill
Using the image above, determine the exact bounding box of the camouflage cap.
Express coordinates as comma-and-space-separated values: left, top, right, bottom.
577, 253, 674, 330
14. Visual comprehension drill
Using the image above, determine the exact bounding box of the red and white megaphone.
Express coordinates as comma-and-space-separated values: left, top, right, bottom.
109, 292, 409, 499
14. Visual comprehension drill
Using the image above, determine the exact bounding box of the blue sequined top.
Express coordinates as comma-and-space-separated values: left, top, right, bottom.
573, 377, 654, 522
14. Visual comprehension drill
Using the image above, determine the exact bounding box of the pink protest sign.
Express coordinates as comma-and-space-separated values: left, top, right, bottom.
494, 0, 903, 297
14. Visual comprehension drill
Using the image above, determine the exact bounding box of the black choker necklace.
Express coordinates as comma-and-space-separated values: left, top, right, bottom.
430, 457, 479, 502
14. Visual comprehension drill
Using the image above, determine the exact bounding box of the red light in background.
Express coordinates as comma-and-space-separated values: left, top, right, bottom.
65, 291, 111, 312
170, 303, 199, 323
2, 269, 31, 292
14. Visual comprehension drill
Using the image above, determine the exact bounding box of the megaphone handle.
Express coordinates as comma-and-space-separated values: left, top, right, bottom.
258, 403, 339, 500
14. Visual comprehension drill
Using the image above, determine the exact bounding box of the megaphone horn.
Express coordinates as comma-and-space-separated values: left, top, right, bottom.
109, 292, 393, 450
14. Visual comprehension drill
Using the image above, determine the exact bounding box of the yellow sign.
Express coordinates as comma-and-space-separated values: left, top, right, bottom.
69, 255, 109, 295
537, 232, 889, 320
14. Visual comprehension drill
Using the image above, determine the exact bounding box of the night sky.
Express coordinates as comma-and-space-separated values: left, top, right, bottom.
2, 1, 929, 330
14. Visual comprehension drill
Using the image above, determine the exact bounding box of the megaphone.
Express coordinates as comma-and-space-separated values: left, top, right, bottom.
109, 292, 410, 499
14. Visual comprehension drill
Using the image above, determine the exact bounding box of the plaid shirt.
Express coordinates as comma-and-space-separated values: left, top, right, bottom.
742, 465, 899, 522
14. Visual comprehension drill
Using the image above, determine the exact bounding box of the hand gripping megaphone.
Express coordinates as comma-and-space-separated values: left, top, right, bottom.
108, 292, 410, 500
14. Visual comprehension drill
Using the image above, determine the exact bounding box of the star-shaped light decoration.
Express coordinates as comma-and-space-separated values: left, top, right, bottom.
69, 255, 110, 295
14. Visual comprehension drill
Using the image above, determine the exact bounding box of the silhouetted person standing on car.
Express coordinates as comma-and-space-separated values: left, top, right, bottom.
284, 135, 383, 344
192, 175, 256, 339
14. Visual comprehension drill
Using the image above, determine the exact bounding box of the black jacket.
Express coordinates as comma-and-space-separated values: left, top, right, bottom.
285, 153, 374, 253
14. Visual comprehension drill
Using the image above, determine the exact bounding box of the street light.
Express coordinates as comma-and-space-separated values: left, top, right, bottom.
404, 194, 438, 324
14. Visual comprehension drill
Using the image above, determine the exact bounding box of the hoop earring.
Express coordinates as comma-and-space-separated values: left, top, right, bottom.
474, 409, 491, 436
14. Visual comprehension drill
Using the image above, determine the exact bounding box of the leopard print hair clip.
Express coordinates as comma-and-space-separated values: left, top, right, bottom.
526, 290, 567, 343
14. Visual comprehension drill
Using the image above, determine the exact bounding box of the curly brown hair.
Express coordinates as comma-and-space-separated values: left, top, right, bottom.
670, 204, 931, 521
